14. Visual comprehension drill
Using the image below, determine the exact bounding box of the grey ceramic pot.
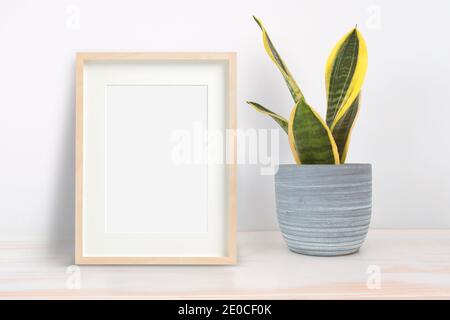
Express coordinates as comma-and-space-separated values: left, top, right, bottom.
274, 164, 372, 256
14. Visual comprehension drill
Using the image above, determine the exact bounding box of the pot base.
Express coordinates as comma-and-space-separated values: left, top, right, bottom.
287, 247, 360, 257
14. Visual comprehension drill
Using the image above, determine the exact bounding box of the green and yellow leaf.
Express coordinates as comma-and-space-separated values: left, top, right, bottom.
325, 28, 367, 130
253, 16, 303, 102
331, 95, 360, 163
288, 99, 340, 164
246, 101, 288, 133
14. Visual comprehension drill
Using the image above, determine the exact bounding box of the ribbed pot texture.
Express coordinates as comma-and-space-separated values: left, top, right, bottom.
274, 164, 372, 256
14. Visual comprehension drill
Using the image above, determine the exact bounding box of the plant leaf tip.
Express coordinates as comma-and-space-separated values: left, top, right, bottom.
253, 15, 263, 28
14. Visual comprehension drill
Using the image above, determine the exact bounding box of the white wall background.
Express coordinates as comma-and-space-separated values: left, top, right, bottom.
1, 0, 450, 241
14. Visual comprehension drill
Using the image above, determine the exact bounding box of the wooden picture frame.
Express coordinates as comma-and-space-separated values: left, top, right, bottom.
75, 53, 236, 264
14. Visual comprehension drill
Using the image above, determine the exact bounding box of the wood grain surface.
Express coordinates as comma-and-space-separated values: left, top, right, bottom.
1, 230, 450, 299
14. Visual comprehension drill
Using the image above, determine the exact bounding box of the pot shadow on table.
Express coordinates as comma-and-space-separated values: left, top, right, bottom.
46, 63, 76, 266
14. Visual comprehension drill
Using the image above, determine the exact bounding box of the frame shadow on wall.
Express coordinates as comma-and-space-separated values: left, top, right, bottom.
46, 61, 76, 265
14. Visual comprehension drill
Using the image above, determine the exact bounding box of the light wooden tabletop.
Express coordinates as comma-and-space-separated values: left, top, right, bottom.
1, 230, 450, 299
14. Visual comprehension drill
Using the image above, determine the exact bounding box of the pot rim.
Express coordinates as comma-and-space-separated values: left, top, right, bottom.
277, 163, 371, 167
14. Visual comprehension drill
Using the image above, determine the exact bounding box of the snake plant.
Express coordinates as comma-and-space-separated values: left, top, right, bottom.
247, 17, 368, 164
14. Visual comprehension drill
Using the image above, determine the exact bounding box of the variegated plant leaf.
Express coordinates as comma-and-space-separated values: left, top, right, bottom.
331, 95, 360, 163
288, 99, 340, 164
246, 101, 288, 133
325, 28, 367, 130
253, 16, 303, 102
